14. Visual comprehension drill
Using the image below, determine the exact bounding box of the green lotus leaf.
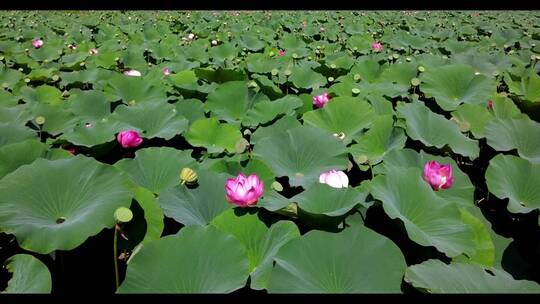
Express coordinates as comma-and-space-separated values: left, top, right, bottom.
133, 186, 164, 245
243, 95, 303, 127
453, 207, 495, 267
0, 139, 48, 179
397, 101, 480, 159
111, 102, 188, 140
374, 148, 475, 209
173, 99, 205, 125
168, 70, 198, 86
60, 118, 123, 147
118, 225, 250, 293
2, 254, 52, 294
185, 118, 243, 154
486, 154, 540, 214
67, 90, 111, 120
211, 209, 300, 290
349, 115, 407, 169
289, 65, 327, 89
104, 74, 168, 105
253, 125, 349, 188
115, 147, 196, 194
405, 259, 540, 293
420, 64, 496, 111
292, 183, 368, 216
20, 85, 63, 106
0, 122, 36, 148
484, 117, 540, 164
0, 64, 24, 90
505, 72, 540, 102
347, 34, 373, 53
0, 156, 133, 254
490, 95, 524, 120
451, 103, 494, 138
205, 80, 270, 124
267, 224, 406, 293
250, 115, 301, 145
302, 97, 376, 144
158, 170, 232, 226
26, 102, 78, 135
370, 167, 476, 257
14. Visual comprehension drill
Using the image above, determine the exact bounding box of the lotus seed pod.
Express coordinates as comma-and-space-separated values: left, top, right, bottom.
114, 207, 133, 223
330, 63, 337, 69
180, 167, 198, 185
418, 66, 425, 72
352, 88, 360, 94
35, 116, 46, 125
328, 76, 334, 82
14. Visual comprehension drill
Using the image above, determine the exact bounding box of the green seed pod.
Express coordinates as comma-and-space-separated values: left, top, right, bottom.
328, 76, 334, 82
418, 66, 425, 72
114, 207, 133, 223
352, 88, 360, 95
411, 78, 421, 86
180, 167, 198, 185
330, 63, 337, 69
35, 116, 46, 125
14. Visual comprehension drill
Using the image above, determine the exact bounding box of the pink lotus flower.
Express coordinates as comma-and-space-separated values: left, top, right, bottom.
320, 27, 325, 32
372, 41, 383, 52
117, 130, 143, 148
225, 173, 264, 207
123, 69, 142, 77
162, 67, 171, 76
313, 92, 331, 108
68, 43, 77, 50
319, 169, 349, 188
487, 100, 493, 110
89, 48, 98, 55
278, 49, 285, 56
422, 161, 453, 191
32, 39, 43, 49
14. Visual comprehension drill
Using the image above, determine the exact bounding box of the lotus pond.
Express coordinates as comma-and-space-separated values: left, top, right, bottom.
0, 10, 540, 294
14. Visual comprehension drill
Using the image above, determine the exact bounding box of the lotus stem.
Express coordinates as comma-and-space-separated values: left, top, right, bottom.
113, 225, 119, 291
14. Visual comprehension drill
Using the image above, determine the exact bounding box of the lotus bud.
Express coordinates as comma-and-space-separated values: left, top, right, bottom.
32, 38, 43, 49
162, 67, 171, 76
68, 43, 77, 50
278, 49, 285, 56
89, 48, 98, 55
123, 69, 142, 77
371, 41, 382, 52
117, 129, 143, 148
313, 92, 331, 108
225, 173, 264, 207
319, 169, 349, 188
211, 39, 218, 46
422, 161, 453, 191
180, 167, 198, 185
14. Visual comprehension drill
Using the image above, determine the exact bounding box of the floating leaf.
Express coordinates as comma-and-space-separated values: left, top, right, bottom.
2, 254, 51, 294
0, 156, 133, 254
185, 118, 243, 154
485, 117, 540, 164
119, 225, 249, 293
267, 224, 406, 293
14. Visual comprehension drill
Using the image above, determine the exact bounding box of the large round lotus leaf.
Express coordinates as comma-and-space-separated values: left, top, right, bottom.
397, 102, 479, 159
246, 53, 279, 74
506, 72, 540, 103
489, 95, 524, 120
0, 139, 48, 179
67, 90, 111, 120
453, 52, 512, 77
370, 167, 476, 257
115, 147, 196, 194
405, 259, 540, 293
302, 97, 376, 144
173, 99, 205, 125
484, 118, 540, 164
292, 183, 368, 217
205, 81, 270, 124
289, 65, 327, 89
419, 64, 495, 111
185, 118, 243, 154
159, 170, 232, 226
0, 123, 36, 148
374, 148, 475, 211
60, 118, 123, 147
26, 102, 79, 135
453, 207, 496, 267
0, 64, 24, 90
110, 102, 188, 140
347, 34, 373, 52
104, 74, 168, 105
252, 125, 349, 188
267, 224, 406, 293
243, 95, 303, 127
250, 115, 301, 145
209, 43, 238, 63
348, 115, 407, 168
350, 58, 385, 83
211, 209, 300, 290
19, 85, 63, 106
168, 70, 198, 87
485, 154, 540, 214
0, 156, 134, 254
451, 103, 494, 138
2, 254, 51, 294
118, 225, 250, 293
